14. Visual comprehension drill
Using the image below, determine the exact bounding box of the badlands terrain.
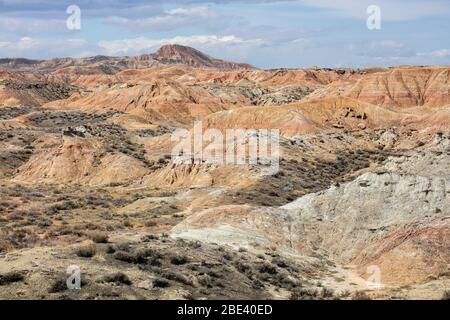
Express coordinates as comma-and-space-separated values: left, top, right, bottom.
0, 44, 449, 300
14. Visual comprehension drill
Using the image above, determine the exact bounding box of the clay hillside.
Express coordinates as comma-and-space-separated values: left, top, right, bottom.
0, 44, 449, 300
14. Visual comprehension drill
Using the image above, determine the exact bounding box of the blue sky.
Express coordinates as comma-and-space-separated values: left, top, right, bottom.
0, 0, 449, 68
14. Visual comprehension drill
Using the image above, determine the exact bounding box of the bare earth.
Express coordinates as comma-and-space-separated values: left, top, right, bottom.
0, 45, 449, 300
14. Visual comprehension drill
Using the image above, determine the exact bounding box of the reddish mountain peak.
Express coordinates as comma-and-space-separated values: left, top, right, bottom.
150, 44, 254, 70
155, 44, 211, 60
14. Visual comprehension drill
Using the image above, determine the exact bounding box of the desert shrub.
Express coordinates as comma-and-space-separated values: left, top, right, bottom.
272, 273, 299, 289
75, 244, 96, 258
258, 263, 277, 275
207, 270, 221, 279
153, 278, 170, 288
37, 219, 52, 228
102, 273, 132, 285
170, 254, 189, 265
105, 245, 116, 254
0, 201, 10, 209
162, 271, 193, 286
321, 287, 335, 298
142, 234, 159, 242
234, 261, 251, 274
252, 278, 265, 290
289, 288, 318, 300
51, 200, 82, 212
115, 242, 132, 252
222, 253, 233, 261
113, 251, 135, 263
352, 291, 371, 300
338, 290, 350, 298
7, 228, 38, 249
113, 248, 162, 266
198, 275, 213, 288
90, 232, 109, 244
145, 221, 157, 227
0, 272, 24, 286
48, 276, 87, 293
135, 248, 162, 265
442, 290, 450, 300
272, 256, 289, 268
123, 220, 133, 228
48, 279, 67, 293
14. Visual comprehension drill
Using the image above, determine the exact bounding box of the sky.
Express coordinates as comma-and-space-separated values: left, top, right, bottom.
0, 0, 449, 68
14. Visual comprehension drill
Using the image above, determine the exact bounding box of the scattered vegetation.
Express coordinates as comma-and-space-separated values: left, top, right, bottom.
91, 232, 109, 244
75, 244, 97, 258
102, 273, 132, 285
0, 272, 24, 286
352, 291, 372, 300
441, 290, 450, 300
153, 278, 170, 288
170, 254, 189, 265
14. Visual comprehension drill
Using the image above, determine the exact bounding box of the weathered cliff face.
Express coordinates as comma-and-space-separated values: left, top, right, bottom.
283, 172, 449, 260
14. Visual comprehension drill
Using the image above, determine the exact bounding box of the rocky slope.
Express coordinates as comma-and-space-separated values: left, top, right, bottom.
172, 157, 450, 288
0, 78, 77, 107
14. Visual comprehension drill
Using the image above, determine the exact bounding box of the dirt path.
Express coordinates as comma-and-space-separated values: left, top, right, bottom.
320, 265, 373, 295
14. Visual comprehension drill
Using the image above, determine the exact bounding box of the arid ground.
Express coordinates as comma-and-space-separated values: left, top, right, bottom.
0, 45, 449, 300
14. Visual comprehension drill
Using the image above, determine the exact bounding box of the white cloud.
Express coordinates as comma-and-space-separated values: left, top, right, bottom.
165, 7, 211, 16
0, 18, 70, 35
98, 34, 265, 56
105, 6, 222, 32
0, 37, 89, 58
428, 49, 450, 58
